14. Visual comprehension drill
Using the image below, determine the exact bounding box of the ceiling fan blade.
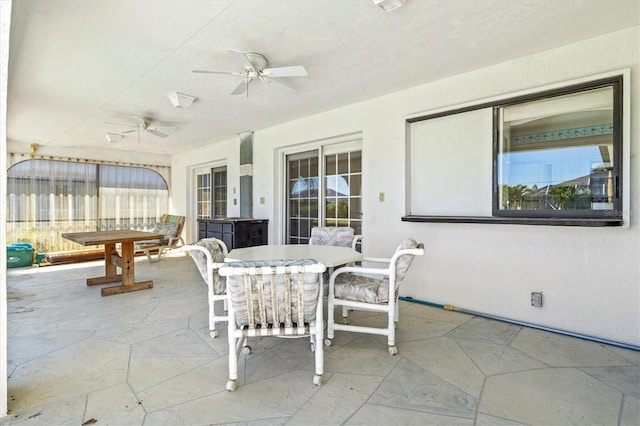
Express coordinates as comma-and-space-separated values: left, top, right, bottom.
193, 69, 243, 75
262, 65, 308, 78
263, 76, 296, 93
151, 126, 177, 132
146, 128, 169, 138
230, 79, 248, 95
229, 49, 255, 70
105, 121, 135, 128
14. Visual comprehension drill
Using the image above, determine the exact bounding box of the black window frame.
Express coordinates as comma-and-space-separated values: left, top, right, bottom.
402, 74, 624, 227
492, 75, 623, 222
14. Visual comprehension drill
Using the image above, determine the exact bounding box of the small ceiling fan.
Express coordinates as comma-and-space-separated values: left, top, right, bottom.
105, 117, 177, 142
193, 49, 308, 97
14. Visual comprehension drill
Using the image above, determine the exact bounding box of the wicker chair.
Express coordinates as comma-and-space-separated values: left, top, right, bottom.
182, 237, 229, 338
219, 259, 327, 391
325, 238, 424, 355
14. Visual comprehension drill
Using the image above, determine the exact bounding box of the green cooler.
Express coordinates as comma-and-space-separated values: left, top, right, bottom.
7, 243, 34, 268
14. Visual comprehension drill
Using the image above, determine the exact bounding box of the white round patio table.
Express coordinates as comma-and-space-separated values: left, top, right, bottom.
225, 244, 362, 268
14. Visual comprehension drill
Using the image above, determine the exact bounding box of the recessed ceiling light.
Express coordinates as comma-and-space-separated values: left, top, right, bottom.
105, 133, 122, 143
373, 0, 405, 12
168, 92, 197, 108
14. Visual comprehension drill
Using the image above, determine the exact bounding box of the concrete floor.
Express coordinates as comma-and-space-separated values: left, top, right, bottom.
4, 252, 639, 425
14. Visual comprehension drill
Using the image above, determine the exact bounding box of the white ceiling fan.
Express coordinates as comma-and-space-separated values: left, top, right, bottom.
105, 117, 177, 142
193, 49, 308, 97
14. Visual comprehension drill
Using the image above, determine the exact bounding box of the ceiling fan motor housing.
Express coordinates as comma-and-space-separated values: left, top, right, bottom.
244, 52, 268, 71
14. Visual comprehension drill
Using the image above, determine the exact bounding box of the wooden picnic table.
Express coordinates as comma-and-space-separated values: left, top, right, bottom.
62, 230, 164, 296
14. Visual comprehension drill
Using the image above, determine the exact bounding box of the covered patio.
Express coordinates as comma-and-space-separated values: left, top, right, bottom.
5, 253, 638, 425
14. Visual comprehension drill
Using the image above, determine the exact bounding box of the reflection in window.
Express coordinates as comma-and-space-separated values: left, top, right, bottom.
287, 151, 319, 244
496, 81, 620, 218
325, 151, 362, 234
212, 166, 227, 218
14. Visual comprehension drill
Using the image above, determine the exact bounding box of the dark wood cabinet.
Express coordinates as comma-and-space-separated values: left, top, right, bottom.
197, 218, 268, 250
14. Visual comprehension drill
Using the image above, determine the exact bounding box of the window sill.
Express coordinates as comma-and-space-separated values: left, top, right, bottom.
401, 215, 623, 227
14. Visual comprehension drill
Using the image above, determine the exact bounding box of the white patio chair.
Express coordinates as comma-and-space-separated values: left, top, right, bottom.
325, 238, 424, 355
308, 226, 355, 248
309, 226, 361, 282
219, 259, 327, 391
182, 237, 229, 338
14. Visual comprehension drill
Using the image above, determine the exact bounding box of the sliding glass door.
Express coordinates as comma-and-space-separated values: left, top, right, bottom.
286, 143, 362, 244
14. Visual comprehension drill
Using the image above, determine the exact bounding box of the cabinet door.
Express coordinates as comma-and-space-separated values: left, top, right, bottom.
234, 221, 268, 248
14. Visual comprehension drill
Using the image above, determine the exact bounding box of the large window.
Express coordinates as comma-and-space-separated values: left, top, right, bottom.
404, 73, 624, 226
495, 77, 621, 219
7, 159, 168, 252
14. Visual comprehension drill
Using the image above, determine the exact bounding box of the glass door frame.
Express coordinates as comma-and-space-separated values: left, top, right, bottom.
275, 133, 363, 244
188, 161, 227, 243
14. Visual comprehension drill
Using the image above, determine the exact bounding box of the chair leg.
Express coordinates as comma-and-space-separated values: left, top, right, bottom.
394, 297, 400, 323
241, 337, 251, 355
326, 296, 335, 341
143, 248, 163, 263
208, 295, 217, 338
226, 332, 239, 391
313, 323, 324, 386
210, 297, 224, 338
342, 306, 350, 324
205, 294, 230, 338
387, 308, 397, 355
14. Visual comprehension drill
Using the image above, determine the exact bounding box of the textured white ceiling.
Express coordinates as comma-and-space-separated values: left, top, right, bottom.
6, 0, 639, 155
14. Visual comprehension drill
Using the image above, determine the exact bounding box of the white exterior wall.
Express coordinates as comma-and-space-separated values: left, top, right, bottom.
170, 137, 240, 242
172, 26, 640, 347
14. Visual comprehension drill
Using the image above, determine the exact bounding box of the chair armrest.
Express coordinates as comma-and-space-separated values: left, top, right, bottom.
361, 256, 391, 264
389, 247, 425, 263
182, 244, 214, 265
182, 245, 227, 270
329, 265, 391, 285
183, 245, 229, 291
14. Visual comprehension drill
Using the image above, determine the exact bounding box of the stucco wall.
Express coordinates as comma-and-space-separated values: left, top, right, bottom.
172, 26, 640, 346
170, 136, 240, 241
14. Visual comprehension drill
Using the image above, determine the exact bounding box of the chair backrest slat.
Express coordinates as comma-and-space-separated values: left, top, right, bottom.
270, 268, 280, 326
255, 271, 268, 331
243, 273, 256, 329
284, 269, 292, 328
295, 271, 305, 333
